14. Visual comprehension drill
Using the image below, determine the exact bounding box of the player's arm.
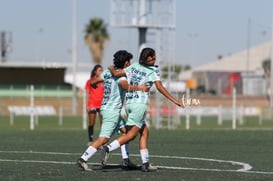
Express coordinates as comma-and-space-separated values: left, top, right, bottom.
90, 77, 103, 88
108, 65, 125, 77
155, 80, 184, 107
119, 80, 149, 92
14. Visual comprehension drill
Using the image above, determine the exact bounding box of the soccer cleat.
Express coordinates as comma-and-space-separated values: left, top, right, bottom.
101, 146, 110, 167
76, 158, 92, 171
141, 162, 157, 172
121, 158, 138, 170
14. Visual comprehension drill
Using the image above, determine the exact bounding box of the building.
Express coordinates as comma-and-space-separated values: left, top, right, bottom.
179, 41, 271, 95
0, 63, 70, 88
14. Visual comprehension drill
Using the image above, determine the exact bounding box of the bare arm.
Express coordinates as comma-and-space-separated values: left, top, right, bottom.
90, 77, 104, 88
108, 66, 125, 77
119, 80, 149, 92
155, 81, 184, 107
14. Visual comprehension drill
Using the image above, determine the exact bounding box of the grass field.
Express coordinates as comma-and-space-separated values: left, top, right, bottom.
0, 116, 273, 181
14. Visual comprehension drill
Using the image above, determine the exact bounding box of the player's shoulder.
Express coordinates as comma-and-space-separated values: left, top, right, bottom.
103, 68, 110, 74
101, 69, 111, 77
145, 65, 159, 73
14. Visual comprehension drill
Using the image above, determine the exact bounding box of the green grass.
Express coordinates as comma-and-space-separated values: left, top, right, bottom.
0, 116, 273, 181
154, 115, 273, 130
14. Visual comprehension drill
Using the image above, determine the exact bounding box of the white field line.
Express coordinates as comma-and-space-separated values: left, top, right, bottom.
0, 150, 252, 172
0, 150, 273, 175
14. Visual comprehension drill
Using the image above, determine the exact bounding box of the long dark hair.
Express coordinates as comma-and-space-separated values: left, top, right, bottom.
90, 64, 103, 77
139, 47, 155, 66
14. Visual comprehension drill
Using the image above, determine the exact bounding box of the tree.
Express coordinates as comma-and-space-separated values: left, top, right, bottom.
84, 18, 109, 64
262, 58, 271, 97
262, 58, 271, 76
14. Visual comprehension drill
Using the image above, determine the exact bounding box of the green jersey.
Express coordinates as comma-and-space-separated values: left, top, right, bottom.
124, 62, 160, 105
100, 69, 126, 110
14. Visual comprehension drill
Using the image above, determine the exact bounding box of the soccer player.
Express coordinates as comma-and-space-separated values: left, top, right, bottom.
85, 64, 103, 144
76, 50, 149, 171
101, 47, 184, 172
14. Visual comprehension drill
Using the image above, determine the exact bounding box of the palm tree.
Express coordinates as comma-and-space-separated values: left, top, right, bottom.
262, 58, 271, 97
84, 18, 109, 64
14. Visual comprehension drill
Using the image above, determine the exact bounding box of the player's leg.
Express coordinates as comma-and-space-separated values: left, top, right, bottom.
139, 124, 157, 172
87, 109, 97, 143
119, 125, 138, 170
101, 103, 147, 166
97, 109, 103, 127
101, 125, 140, 166
77, 136, 109, 171
77, 109, 119, 171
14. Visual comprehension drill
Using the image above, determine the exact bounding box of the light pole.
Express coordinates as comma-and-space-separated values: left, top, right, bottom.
36, 28, 44, 62
245, 18, 251, 96
71, 0, 78, 115
269, 11, 273, 114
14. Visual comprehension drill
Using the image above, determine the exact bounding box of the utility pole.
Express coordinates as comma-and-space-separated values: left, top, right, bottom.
138, 0, 147, 50
269, 10, 273, 117
0, 31, 12, 63
71, 0, 78, 115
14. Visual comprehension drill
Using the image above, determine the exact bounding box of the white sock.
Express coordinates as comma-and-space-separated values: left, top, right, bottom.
80, 146, 97, 161
107, 140, 120, 152
120, 144, 129, 159
140, 148, 149, 164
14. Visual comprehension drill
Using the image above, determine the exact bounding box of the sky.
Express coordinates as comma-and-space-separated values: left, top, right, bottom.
0, 0, 272, 71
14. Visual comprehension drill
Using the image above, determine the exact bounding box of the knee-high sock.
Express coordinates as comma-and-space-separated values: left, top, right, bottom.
107, 140, 120, 152
80, 146, 97, 161
140, 148, 149, 164
120, 144, 129, 159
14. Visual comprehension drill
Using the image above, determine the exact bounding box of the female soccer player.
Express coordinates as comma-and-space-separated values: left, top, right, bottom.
85, 64, 103, 144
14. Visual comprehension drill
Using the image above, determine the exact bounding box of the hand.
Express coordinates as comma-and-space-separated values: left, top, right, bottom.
90, 83, 97, 89
108, 65, 115, 74
176, 99, 185, 108
138, 84, 150, 92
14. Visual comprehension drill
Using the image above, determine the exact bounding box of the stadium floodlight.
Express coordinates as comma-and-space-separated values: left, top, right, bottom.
110, 0, 176, 70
